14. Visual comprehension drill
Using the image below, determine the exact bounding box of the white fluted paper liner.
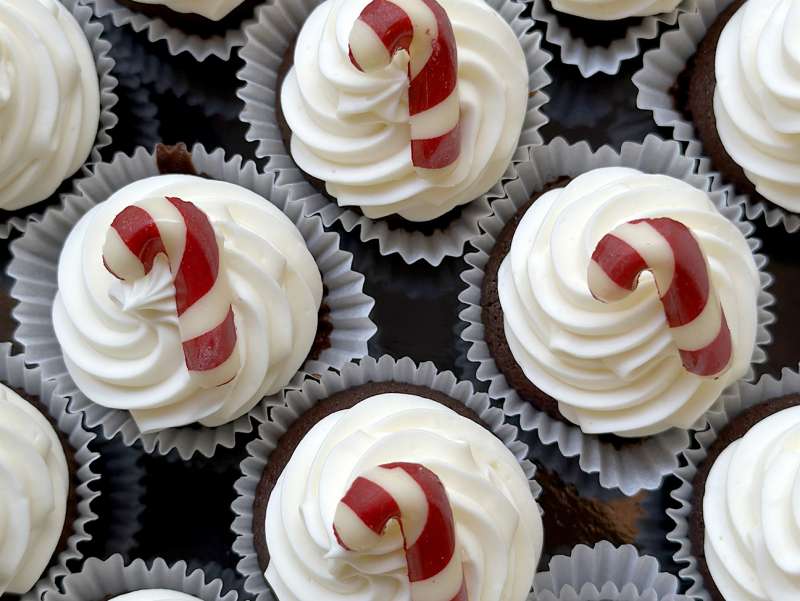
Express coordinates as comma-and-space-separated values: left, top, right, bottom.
8, 143, 376, 460
534, 542, 688, 601
632, 0, 800, 232
0, 0, 118, 241
237, 0, 552, 266
667, 369, 800, 601
231, 355, 542, 601
88, 0, 255, 61
531, 0, 702, 78
40, 555, 238, 601
458, 134, 775, 495
0, 344, 100, 601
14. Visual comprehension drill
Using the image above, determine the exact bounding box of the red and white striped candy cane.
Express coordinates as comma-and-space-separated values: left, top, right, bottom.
588, 217, 733, 378
333, 462, 468, 601
348, 0, 461, 171
102, 196, 239, 389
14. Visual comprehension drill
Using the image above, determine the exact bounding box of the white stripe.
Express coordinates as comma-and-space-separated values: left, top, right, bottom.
333, 501, 384, 551
388, 0, 438, 79
611, 222, 675, 296
103, 228, 145, 280
136, 195, 187, 273
349, 19, 392, 71
587, 259, 630, 303
410, 551, 463, 601
671, 294, 724, 351
410, 90, 460, 139
365, 466, 428, 547
178, 274, 234, 341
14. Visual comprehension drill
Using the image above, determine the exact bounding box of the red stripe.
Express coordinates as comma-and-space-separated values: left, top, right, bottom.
679, 312, 732, 377
338, 476, 401, 543
358, 0, 413, 63
383, 462, 456, 582
182, 307, 237, 371
643, 218, 709, 327
591, 234, 648, 292
110, 205, 166, 276
168, 196, 219, 316
411, 122, 461, 170
408, 0, 458, 115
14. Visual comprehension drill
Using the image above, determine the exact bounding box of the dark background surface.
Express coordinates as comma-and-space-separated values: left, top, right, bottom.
2, 3, 798, 597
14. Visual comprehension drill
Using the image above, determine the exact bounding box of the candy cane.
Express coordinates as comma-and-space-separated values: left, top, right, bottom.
588, 217, 733, 378
348, 0, 462, 171
333, 462, 468, 601
102, 196, 240, 389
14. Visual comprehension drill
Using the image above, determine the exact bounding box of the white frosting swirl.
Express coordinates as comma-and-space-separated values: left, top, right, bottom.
498, 168, 760, 437
52, 175, 323, 434
110, 592, 203, 601
281, 0, 529, 222
129, 0, 247, 20
714, 0, 800, 212
703, 405, 800, 601
0, 385, 69, 595
0, 0, 99, 211
549, 0, 681, 19
265, 393, 543, 601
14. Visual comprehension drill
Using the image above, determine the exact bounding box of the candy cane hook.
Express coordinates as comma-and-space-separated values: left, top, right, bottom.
333, 462, 468, 601
588, 217, 733, 378
348, 0, 462, 172
103, 196, 240, 389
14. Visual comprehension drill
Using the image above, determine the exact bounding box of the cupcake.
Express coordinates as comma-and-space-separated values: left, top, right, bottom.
0, 0, 112, 214
232, 356, 544, 601
238, 0, 551, 264
10, 143, 376, 457
634, 0, 800, 228
460, 136, 774, 493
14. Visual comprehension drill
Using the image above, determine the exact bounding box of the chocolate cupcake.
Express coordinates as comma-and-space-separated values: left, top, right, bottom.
232, 356, 543, 601
460, 136, 774, 494
635, 0, 800, 230
238, 0, 551, 265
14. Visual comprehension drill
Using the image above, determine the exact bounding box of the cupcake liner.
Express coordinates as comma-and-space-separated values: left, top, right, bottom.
458, 134, 775, 495
667, 369, 800, 601
631, 0, 800, 232
237, 0, 552, 266
531, 0, 698, 78
0, 343, 100, 601
88, 0, 255, 62
8, 143, 377, 459
40, 555, 238, 601
231, 354, 541, 601
534, 541, 688, 601
0, 0, 118, 241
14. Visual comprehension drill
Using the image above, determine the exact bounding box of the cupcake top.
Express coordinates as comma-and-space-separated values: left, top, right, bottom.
128, 0, 247, 20
0, 385, 69, 595
714, 0, 800, 212
265, 393, 543, 601
703, 404, 800, 600
53, 174, 323, 434
498, 167, 760, 437
0, 0, 100, 211
281, 0, 529, 222
110, 592, 203, 601
549, 0, 682, 19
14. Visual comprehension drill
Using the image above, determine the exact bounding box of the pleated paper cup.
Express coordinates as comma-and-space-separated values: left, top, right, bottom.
237, 0, 552, 266
40, 555, 239, 601
668, 371, 800, 601
632, 0, 799, 232
0, 344, 100, 601
0, 0, 118, 240
231, 355, 541, 601
8, 144, 376, 460
534, 541, 689, 601
458, 134, 775, 495
531, 0, 703, 78
88, 0, 257, 62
